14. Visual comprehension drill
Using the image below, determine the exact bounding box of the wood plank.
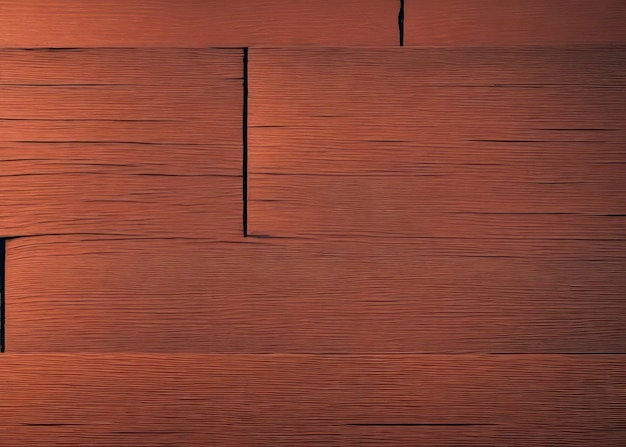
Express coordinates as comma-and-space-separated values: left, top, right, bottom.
6, 236, 625, 353
1, 354, 624, 446
248, 48, 626, 240
0, 86, 240, 120
250, 175, 626, 239
0, 48, 242, 84
0, 0, 398, 47
405, 0, 626, 46
0, 49, 242, 121
0, 49, 242, 239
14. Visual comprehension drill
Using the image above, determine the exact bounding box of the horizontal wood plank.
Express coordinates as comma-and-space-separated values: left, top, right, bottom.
0, 48, 243, 84
0, 49, 243, 121
248, 48, 626, 240
0, 0, 398, 47
405, 0, 626, 46
0, 86, 240, 120
1, 354, 625, 446
249, 47, 626, 164
1, 175, 241, 239
250, 175, 626, 239
0, 49, 243, 239
6, 236, 625, 353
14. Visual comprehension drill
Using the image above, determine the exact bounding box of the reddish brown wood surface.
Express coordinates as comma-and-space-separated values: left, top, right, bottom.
405, 0, 626, 46
0, 49, 242, 239
1, 354, 625, 446
6, 236, 625, 353
248, 48, 626, 240
2, 3, 626, 445
0, 0, 398, 47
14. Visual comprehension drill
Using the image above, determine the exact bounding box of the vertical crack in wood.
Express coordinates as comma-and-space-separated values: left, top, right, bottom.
399, 0, 405, 46
0, 239, 5, 352
243, 47, 249, 237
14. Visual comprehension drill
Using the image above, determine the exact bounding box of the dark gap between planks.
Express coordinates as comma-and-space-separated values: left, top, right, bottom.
243, 47, 249, 237
0, 239, 5, 352
398, 0, 405, 46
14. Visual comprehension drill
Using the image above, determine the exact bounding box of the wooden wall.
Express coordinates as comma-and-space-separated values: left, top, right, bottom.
1, 1, 625, 445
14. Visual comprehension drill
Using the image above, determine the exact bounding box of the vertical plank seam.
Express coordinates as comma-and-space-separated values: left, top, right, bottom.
0, 238, 5, 352
243, 47, 249, 237
398, 0, 405, 46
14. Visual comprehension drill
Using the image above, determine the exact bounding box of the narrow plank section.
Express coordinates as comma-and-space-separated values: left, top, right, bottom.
0, 0, 397, 47
0, 49, 242, 239
7, 236, 625, 352
405, 0, 626, 46
248, 48, 626, 240
0, 238, 5, 352
1, 354, 625, 446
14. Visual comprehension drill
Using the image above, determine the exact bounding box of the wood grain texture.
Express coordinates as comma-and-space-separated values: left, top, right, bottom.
405, 0, 626, 46
6, 236, 625, 353
0, 49, 243, 239
1, 354, 625, 446
248, 47, 626, 240
0, 0, 398, 47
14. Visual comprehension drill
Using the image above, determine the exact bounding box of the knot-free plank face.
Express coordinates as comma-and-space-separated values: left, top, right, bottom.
405, 0, 626, 46
0, 49, 243, 239
248, 47, 626, 240
1, 354, 625, 446
0, 0, 399, 47
7, 236, 626, 353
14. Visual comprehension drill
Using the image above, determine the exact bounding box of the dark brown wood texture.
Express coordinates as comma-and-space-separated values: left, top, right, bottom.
2, 2, 626, 446
2, 354, 625, 446
0, 0, 398, 47
0, 49, 243, 239
405, 0, 626, 46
